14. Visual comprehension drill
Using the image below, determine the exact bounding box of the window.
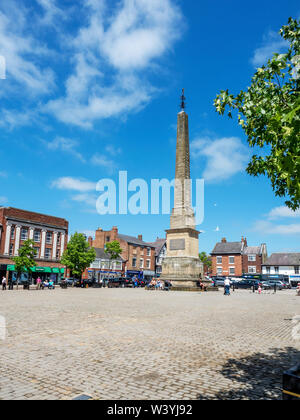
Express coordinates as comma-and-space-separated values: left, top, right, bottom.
274, 267, 279, 274
114, 262, 122, 270
295, 266, 300, 275
248, 266, 257, 274
46, 232, 52, 244
140, 248, 144, 255
57, 233, 61, 245
9, 243, 14, 256
34, 247, 40, 258
217, 256, 222, 265
106, 236, 110, 242
147, 248, 151, 257
140, 259, 144, 269
21, 228, 28, 241
132, 258, 137, 268
157, 266, 162, 273
101, 261, 109, 269
266, 267, 270, 274
10, 226, 15, 240
248, 255, 256, 262
34, 230, 41, 243
229, 267, 235, 275
217, 267, 223, 275
56, 249, 60, 260
45, 248, 51, 259
146, 259, 151, 269
229, 256, 235, 265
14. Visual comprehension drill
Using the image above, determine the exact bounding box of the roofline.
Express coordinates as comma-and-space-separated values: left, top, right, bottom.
1, 207, 68, 223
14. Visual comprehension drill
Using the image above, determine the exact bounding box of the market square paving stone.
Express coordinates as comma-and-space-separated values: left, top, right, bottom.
0, 288, 299, 400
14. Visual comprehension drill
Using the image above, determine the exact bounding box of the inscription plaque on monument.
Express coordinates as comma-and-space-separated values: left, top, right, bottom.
170, 239, 186, 251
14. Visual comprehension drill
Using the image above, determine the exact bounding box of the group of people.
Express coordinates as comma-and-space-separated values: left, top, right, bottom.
1, 276, 55, 291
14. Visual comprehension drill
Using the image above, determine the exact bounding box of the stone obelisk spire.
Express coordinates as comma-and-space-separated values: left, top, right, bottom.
171, 89, 195, 230
160, 89, 203, 291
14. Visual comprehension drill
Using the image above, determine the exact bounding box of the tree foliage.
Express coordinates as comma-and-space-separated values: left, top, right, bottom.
105, 240, 123, 261
61, 233, 96, 279
12, 239, 37, 282
199, 252, 212, 268
214, 18, 300, 210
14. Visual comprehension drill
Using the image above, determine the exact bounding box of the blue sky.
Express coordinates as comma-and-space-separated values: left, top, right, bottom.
0, 0, 299, 255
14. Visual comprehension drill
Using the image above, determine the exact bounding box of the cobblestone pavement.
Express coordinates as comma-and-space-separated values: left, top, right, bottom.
0, 288, 299, 400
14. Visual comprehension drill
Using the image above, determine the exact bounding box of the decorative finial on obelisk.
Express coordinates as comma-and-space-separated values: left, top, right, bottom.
180, 88, 186, 111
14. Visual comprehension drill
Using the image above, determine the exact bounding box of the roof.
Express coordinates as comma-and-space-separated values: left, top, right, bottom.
211, 242, 243, 255
243, 246, 262, 255
263, 253, 300, 266
117, 234, 155, 248
94, 248, 124, 262
148, 238, 166, 257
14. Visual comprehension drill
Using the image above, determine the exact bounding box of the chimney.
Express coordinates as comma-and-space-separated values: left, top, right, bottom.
138, 235, 143, 241
221, 238, 227, 243
88, 236, 93, 247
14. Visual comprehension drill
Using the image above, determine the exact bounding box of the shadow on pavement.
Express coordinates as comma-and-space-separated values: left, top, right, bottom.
197, 347, 300, 400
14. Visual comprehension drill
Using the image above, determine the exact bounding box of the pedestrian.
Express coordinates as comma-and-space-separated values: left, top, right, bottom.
8, 278, 13, 290
2, 276, 7, 291
258, 284, 262, 295
224, 277, 231, 296
36, 277, 42, 290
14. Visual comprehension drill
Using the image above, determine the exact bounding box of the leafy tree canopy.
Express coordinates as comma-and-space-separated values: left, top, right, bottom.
199, 252, 212, 267
61, 233, 96, 279
214, 18, 300, 210
105, 241, 123, 261
12, 239, 37, 276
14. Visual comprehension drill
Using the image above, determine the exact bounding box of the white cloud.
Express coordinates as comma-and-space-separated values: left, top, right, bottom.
191, 137, 249, 182
91, 154, 115, 172
251, 31, 288, 67
51, 177, 96, 192
72, 193, 97, 208
254, 220, 300, 235
0, 171, 7, 177
0, 196, 8, 204
46, 137, 86, 162
35, 0, 65, 25
214, 226, 220, 232
45, 0, 183, 128
0, 3, 55, 95
267, 206, 300, 220
106, 145, 122, 156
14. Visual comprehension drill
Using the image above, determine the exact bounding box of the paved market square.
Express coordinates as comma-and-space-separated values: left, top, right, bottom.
0, 288, 299, 400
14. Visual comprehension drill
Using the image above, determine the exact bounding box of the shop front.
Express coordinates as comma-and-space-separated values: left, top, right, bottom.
126, 270, 143, 280
143, 270, 156, 282
87, 269, 123, 282
6, 265, 65, 285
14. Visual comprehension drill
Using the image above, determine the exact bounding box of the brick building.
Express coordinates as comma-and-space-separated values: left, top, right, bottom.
211, 237, 267, 277
0, 207, 68, 284
82, 248, 125, 282
148, 238, 167, 277
92, 227, 156, 280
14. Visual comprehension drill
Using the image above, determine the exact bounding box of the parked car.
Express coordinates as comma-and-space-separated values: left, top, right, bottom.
107, 277, 132, 288
235, 280, 261, 290
64, 278, 76, 287
262, 280, 283, 290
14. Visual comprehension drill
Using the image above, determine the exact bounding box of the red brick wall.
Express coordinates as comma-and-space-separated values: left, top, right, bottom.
212, 255, 243, 277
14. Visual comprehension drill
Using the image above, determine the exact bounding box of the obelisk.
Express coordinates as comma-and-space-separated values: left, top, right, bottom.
160, 90, 203, 290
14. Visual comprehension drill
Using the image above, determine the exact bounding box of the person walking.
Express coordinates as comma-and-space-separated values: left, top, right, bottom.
36, 277, 42, 290
224, 277, 231, 296
8, 278, 13, 290
2, 276, 7, 291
